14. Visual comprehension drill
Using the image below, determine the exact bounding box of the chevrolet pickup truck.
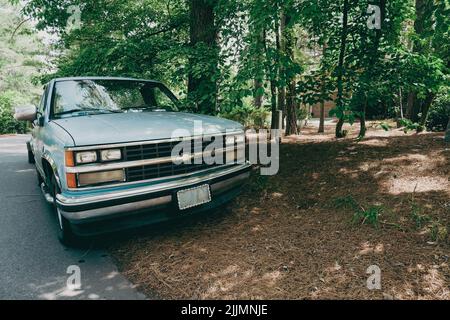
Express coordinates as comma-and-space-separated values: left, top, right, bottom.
15, 77, 250, 245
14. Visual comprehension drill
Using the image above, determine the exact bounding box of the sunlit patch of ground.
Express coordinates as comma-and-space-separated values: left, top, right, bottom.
111, 122, 449, 299
386, 176, 449, 195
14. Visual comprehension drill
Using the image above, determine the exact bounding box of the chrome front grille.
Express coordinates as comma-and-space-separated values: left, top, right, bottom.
126, 162, 216, 182
124, 136, 228, 182
123, 138, 218, 161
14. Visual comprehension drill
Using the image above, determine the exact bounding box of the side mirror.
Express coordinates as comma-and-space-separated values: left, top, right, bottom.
14, 105, 37, 122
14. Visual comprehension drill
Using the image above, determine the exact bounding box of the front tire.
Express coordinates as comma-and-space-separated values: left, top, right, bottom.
50, 174, 78, 246
37, 169, 44, 186
27, 145, 35, 164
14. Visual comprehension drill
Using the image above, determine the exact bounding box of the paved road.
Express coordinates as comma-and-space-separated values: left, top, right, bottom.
0, 135, 146, 300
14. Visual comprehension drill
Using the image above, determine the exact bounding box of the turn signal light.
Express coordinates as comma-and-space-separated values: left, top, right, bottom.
65, 150, 75, 167
66, 173, 77, 188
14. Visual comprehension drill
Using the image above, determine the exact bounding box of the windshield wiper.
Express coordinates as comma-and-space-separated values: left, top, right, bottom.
54, 108, 122, 116
122, 104, 158, 110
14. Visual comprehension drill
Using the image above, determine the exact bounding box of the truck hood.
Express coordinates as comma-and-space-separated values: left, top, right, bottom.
52, 111, 243, 147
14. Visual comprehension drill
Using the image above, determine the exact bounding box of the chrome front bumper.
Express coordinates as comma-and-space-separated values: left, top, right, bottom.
56, 163, 251, 223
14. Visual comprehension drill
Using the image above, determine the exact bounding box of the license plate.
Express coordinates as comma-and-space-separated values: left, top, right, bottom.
177, 184, 211, 210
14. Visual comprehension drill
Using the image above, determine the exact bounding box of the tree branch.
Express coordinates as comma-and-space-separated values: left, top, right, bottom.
9, 17, 32, 43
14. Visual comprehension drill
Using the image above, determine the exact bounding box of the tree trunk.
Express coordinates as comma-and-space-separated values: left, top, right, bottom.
445, 117, 450, 143
408, 0, 435, 123
358, 0, 385, 139
254, 30, 265, 108
410, 93, 421, 122
318, 100, 325, 133
278, 12, 286, 129
335, 0, 349, 138
254, 79, 263, 108
261, 28, 278, 128
358, 97, 367, 139
397, 87, 404, 128
284, 12, 297, 135
318, 44, 326, 134
270, 80, 278, 129
406, 92, 416, 119
285, 80, 298, 135
264, 15, 279, 130
188, 0, 217, 114
417, 92, 435, 132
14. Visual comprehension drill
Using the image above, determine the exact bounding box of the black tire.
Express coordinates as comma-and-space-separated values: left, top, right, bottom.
50, 174, 78, 246
37, 169, 44, 186
27, 146, 35, 164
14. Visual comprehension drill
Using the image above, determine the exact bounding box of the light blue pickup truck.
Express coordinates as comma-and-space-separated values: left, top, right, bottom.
15, 77, 250, 245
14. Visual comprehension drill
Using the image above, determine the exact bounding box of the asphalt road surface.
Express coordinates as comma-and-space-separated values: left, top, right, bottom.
0, 135, 146, 300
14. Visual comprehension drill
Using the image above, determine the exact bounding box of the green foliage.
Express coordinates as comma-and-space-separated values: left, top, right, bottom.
410, 202, 430, 228
426, 90, 450, 132
399, 118, 421, 133
219, 104, 270, 129
0, 93, 28, 134
333, 195, 359, 210
379, 122, 391, 131
329, 108, 357, 126
3, 0, 448, 135
0, 0, 45, 134
296, 106, 309, 122
352, 205, 383, 227
429, 221, 448, 243
333, 196, 381, 227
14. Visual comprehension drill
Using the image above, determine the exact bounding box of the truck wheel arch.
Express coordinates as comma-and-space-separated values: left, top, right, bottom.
41, 155, 62, 192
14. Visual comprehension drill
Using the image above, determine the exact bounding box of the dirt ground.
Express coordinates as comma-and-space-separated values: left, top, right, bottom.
110, 121, 450, 300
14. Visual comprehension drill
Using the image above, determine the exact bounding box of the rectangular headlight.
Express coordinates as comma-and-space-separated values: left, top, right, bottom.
75, 151, 97, 164
100, 149, 122, 162
78, 169, 125, 187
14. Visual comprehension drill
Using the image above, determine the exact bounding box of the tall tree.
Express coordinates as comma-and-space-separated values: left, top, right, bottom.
253, 30, 265, 108
407, 0, 441, 130
318, 44, 328, 133
335, 0, 349, 138
358, 0, 386, 139
278, 11, 287, 129
284, 11, 298, 135
188, 0, 218, 114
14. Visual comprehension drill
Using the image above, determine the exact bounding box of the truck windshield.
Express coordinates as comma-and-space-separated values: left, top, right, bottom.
51, 79, 181, 118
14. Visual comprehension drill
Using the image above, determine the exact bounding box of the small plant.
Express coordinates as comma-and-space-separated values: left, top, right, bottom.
429, 221, 448, 243
334, 196, 382, 228
333, 195, 358, 210
399, 118, 420, 133
219, 104, 270, 129
379, 122, 390, 131
352, 205, 383, 227
410, 203, 430, 228
426, 90, 450, 132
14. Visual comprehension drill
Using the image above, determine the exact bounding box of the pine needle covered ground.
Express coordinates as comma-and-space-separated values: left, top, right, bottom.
110, 122, 449, 299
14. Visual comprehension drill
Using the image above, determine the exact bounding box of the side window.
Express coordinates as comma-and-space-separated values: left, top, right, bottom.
37, 86, 48, 114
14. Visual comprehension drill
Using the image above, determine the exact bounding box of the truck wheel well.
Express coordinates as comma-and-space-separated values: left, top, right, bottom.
41, 159, 53, 183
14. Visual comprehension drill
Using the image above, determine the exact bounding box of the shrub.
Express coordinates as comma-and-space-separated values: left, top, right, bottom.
410, 202, 430, 228
426, 91, 450, 132
352, 205, 383, 227
430, 221, 448, 243
219, 104, 270, 129
0, 93, 28, 134
399, 118, 420, 133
